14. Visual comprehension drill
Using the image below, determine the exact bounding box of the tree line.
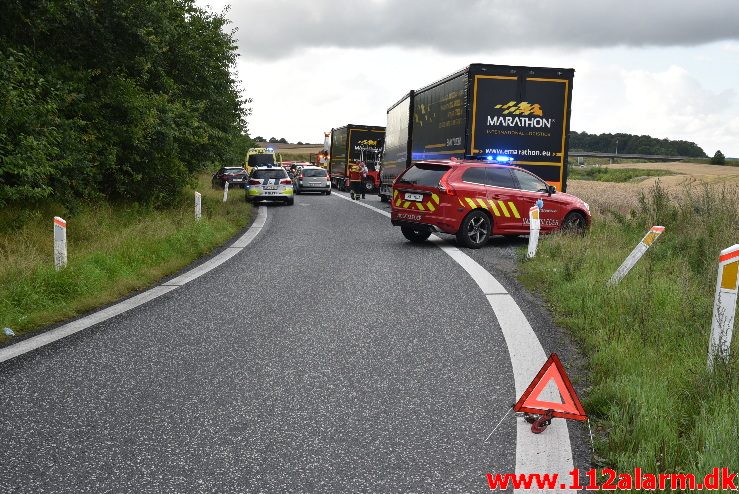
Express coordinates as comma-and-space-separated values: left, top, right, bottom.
569, 131, 706, 158
0, 0, 251, 206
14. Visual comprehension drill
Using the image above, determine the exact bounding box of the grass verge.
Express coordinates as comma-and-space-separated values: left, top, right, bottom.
569, 166, 676, 182
0, 174, 251, 342
519, 182, 739, 474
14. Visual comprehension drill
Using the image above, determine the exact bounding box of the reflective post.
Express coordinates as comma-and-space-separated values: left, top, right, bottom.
53, 216, 67, 271
708, 244, 739, 370
527, 206, 540, 259
608, 226, 664, 285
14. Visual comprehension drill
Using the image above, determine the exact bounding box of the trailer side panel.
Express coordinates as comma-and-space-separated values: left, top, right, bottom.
410, 72, 468, 161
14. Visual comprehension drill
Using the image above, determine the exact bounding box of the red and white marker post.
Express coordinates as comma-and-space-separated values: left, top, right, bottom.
608, 226, 665, 285
53, 216, 67, 271
195, 192, 202, 220
527, 206, 540, 258
223, 181, 229, 203
708, 244, 739, 370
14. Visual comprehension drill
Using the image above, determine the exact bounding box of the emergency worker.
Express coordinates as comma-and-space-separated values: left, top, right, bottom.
348, 162, 363, 200
359, 162, 369, 199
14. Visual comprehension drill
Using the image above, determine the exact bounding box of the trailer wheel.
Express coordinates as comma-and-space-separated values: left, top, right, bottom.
364, 178, 374, 192
379, 194, 389, 203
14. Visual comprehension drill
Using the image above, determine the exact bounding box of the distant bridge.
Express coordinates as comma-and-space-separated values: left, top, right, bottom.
568, 151, 692, 162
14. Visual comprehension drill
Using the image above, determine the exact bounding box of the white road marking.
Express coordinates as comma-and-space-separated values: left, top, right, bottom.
0, 206, 268, 364
333, 192, 575, 493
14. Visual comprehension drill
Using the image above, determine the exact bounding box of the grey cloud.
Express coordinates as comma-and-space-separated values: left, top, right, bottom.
223, 0, 739, 59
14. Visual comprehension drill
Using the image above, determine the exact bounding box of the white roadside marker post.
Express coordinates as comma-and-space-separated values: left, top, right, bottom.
53, 216, 67, 271
707, 244, 739, 370
607, 226, 664, 285
527, 206, 540, 258
195, 192, 202, 221
223, 181, 229, 203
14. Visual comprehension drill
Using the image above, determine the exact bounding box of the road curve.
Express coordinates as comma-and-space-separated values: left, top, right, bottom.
1, 192, 520, 492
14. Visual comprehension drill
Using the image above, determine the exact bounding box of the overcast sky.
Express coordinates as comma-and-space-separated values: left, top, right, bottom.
199, 0, 739, 157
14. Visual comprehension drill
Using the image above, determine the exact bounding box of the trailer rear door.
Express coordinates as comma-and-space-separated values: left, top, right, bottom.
469, 72, 573, 191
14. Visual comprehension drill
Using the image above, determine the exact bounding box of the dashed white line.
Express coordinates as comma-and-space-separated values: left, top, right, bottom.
333, 191, 575, 493
0, 206, 268, 364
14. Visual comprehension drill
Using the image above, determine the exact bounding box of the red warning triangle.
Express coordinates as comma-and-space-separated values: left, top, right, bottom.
514, 353, 587, 421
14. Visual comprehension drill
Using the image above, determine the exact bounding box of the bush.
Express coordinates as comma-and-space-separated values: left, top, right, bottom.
710, 150, 726, 165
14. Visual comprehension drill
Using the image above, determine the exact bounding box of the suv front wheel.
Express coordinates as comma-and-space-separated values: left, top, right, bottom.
456, 210, 491, 249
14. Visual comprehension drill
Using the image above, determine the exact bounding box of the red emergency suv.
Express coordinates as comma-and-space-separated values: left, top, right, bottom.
391, 160, 591, 248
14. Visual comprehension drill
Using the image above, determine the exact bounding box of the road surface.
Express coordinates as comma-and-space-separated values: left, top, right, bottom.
0, 191, 587, 492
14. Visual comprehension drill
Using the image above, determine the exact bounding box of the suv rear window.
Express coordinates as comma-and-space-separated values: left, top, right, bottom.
252, 169, 287, 179
398, 164, 450, 187
462, 167, 488, 184
303, 169, 327, 177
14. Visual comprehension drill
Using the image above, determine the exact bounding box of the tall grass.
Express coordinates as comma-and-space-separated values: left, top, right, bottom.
0, 174, 251, 341
520, 181, 739, 474
568, 166, 675, 182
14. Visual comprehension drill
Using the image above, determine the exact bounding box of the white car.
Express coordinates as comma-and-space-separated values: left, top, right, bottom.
294, 166, 331, 195
246, 165, 295, 205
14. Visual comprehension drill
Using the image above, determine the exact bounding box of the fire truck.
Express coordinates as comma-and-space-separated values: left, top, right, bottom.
328, 125, 385, 192
309, 132, 331, 169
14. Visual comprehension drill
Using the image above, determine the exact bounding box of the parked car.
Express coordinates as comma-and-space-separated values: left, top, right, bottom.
212, 167, 248, 189
294, 166, 331, 195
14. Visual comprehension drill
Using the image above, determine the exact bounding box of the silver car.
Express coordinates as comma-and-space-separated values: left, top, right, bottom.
295, 166, 331, 195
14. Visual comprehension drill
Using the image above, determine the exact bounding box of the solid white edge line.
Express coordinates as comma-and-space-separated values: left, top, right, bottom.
333, 191, 575, 493
0, 206, 268, 364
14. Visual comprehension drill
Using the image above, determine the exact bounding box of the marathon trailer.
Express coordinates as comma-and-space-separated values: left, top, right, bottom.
329, 124, 385, 192
379, 63, 574, 201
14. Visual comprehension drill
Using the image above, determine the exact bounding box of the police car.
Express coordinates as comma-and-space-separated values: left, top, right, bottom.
391, 159, 591, 248
246, 165, 294, 205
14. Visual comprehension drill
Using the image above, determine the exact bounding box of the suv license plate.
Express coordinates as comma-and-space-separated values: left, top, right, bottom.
405, 193, 423, 202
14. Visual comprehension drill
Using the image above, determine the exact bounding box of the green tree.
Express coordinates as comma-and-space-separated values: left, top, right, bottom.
0, 0, 250, 206
710, 150, 725, 165
568, 131, 706, 158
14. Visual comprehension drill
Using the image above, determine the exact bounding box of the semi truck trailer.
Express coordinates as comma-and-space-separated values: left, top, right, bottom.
379, 63, 574, 201
329, 124, 385, 192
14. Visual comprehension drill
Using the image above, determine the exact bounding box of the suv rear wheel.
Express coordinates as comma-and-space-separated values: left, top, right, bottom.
401, 225, 431, 243
456, 210, 491, 249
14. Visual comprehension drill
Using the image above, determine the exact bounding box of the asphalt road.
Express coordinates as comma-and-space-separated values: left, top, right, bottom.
0, 190, 540, 493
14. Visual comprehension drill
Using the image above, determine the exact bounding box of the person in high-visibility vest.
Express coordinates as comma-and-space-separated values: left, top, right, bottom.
359, 162, 368, 199
348, 162, 363, 200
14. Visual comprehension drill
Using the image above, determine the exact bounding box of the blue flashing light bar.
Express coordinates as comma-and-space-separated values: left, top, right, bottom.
483, 155, 514, 164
